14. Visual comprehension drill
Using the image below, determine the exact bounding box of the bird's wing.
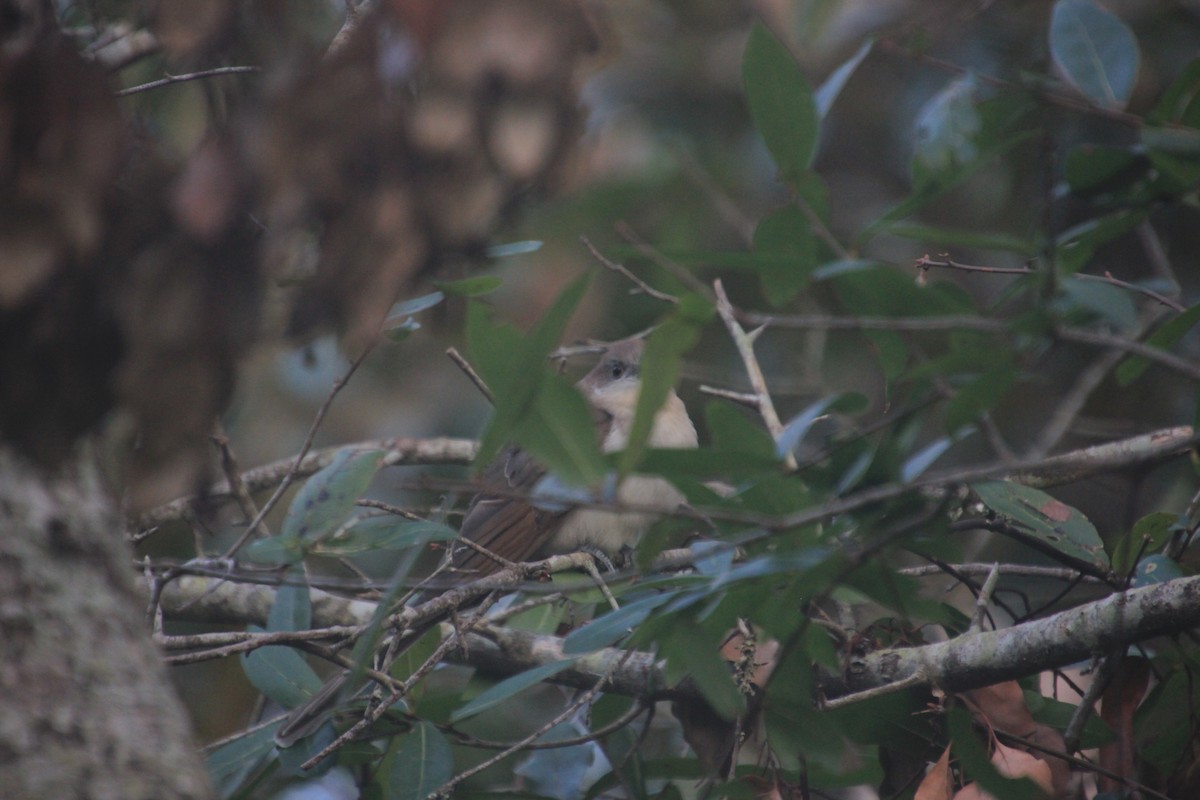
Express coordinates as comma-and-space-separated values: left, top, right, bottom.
451, 445, 567, 577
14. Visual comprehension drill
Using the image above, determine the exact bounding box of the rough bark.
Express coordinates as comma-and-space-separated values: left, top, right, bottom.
0, 448, 212, 800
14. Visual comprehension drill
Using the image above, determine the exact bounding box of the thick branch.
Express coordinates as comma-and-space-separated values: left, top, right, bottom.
159, 572, 1200, 707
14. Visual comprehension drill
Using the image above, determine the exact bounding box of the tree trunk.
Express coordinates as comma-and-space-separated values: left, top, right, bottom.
0, 447, 212, 800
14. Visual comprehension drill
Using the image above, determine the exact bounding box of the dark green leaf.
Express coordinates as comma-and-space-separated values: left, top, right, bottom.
311, 518, 457, 556
1151, 58, 1200, 127
450, 659, 578, 723
1055, 278, 1137, 331
814, 39, 872, 119
881, 221, 1037, 256
240, 536, 306, 565
948, 706, 1044, 800
914, 76, 980, 175
971, 481, 1109, 570
280, 448, 385, 542
753, 205, 820, 306
945, 367, 1017, 434
276, 724, 335, 777
513, 372, 607, 487
268, 579, 311, 633
563, 591, 679, 653
241, 629, 323, 709
1055, 209, 1145, 274
432, 275, 503, 296
1064, 144, 1145, 195
706, 401, 777, 460
831, 264, 973, 318
1110, 511, 1177, 576
390, 722, 454, 800
662, 621, 745, 719
1025, 690, 1114, 749
618, 295, 711, 477
470, 276, 590, 466
205, 721, 280, 796
1050, 0, 1140, 110
742, 21, 819, 181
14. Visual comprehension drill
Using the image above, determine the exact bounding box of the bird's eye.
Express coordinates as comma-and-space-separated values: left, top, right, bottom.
609, 361, 625, 380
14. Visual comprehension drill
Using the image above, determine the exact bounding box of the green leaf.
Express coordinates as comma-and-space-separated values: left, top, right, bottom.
742, 21, 819, 181
1151, 58, 1200, 128
1050, 0, 1140, 110
205, 721, 280, 796
880, 221, 1037, 256
449, 659, 578, 722
706, 401, 777, 461
945, 367, 1017, 435
432, 275, 503, 296
280, 448, 385, 542
914, 76, 980, 175
1025, 690, 1114, 748
390, 722, 454, 800
1064, 144, 1145, 196
240, 628, 323, 709
814, 39, 872, 119
971, 481, 1109, 570
563, 592, 679, 654
948, 706, 1045, 800
1110, 511, 1177, 576
240, 536, 306, 565
470, 275, 590, 467
268, 579, 311, 632
662, 621, 745, 719
1055, 209, 1145, 274
831, 263, 973, 318
513, 372, 607, 487
1119, 303, 1200, 385
618, 295, 711, 477
310, 517, 457, 556
1055, 279, 1138, 331
753, 205, 820, 306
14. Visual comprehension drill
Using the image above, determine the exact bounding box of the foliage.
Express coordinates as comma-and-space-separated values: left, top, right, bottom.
33, 1, 1200, 799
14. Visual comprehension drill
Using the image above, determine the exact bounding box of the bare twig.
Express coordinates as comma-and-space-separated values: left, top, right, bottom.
212, 427, 271, 540
1062, 652, 1120, 754
698, 385, 761, 408
915, 255, 1187, 313
221, 343, 377, 559
581, 236, 678, 304
713, 279, 795, 470
967, 563, 1002, 634
446, 346, 495, 404
115, 66, 261, 97
614, 221, 716, 302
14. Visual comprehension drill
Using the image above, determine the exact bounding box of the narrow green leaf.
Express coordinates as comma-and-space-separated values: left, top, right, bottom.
1117, 304, 1200, 386
486, 240, 543, 258
1050, 0, 1140, 110
1064, 144, 1145, 196
971, 481, 1109, 570
513, 373, 606, 487
563, 592, 678, 654
881, 221, 1037, 256
388, 291, 445, 318
450, 659, 578, 723
814, 39, 872, 119
432, 275, 503, 296
241, 629, 323, 709
743, 21, 819, 181
617, 296, 711, 477
311, 518, 457, 556
1055, 279, 1137, 331
663, 621, 745, 719
280, 448, 385, 542
391, 722, 454, 800
1151, 58, 1200, 128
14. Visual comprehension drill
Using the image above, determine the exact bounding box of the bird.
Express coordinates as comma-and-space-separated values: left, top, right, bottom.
275, 335, 696, 747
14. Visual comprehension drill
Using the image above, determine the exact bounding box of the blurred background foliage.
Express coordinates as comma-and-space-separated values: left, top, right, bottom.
61, 0, 1200, 796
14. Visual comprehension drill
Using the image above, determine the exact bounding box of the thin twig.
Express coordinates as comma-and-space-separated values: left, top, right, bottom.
212, 426, 271, 540
916, 255, 1187, 312
431, 648, 637, 797
967, 563, 1002, 634
446, 346, 495, 404
698, 385, 761, 408
115, 65, 261, 97
713, 279, 796, 470
221, 343, 377, 559
1062, 651, 1121, 754
614, 221, 716, 302
581, 236, 678, 304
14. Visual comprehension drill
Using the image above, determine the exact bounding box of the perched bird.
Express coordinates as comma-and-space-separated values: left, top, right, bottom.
275, 336, 696, 747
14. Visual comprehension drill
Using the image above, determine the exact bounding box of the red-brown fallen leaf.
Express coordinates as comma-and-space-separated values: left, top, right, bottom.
915, 746, 954, 800
1099, 657, 1151, 795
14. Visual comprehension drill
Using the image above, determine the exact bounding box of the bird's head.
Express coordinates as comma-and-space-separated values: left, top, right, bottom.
577, 337, 644, 420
